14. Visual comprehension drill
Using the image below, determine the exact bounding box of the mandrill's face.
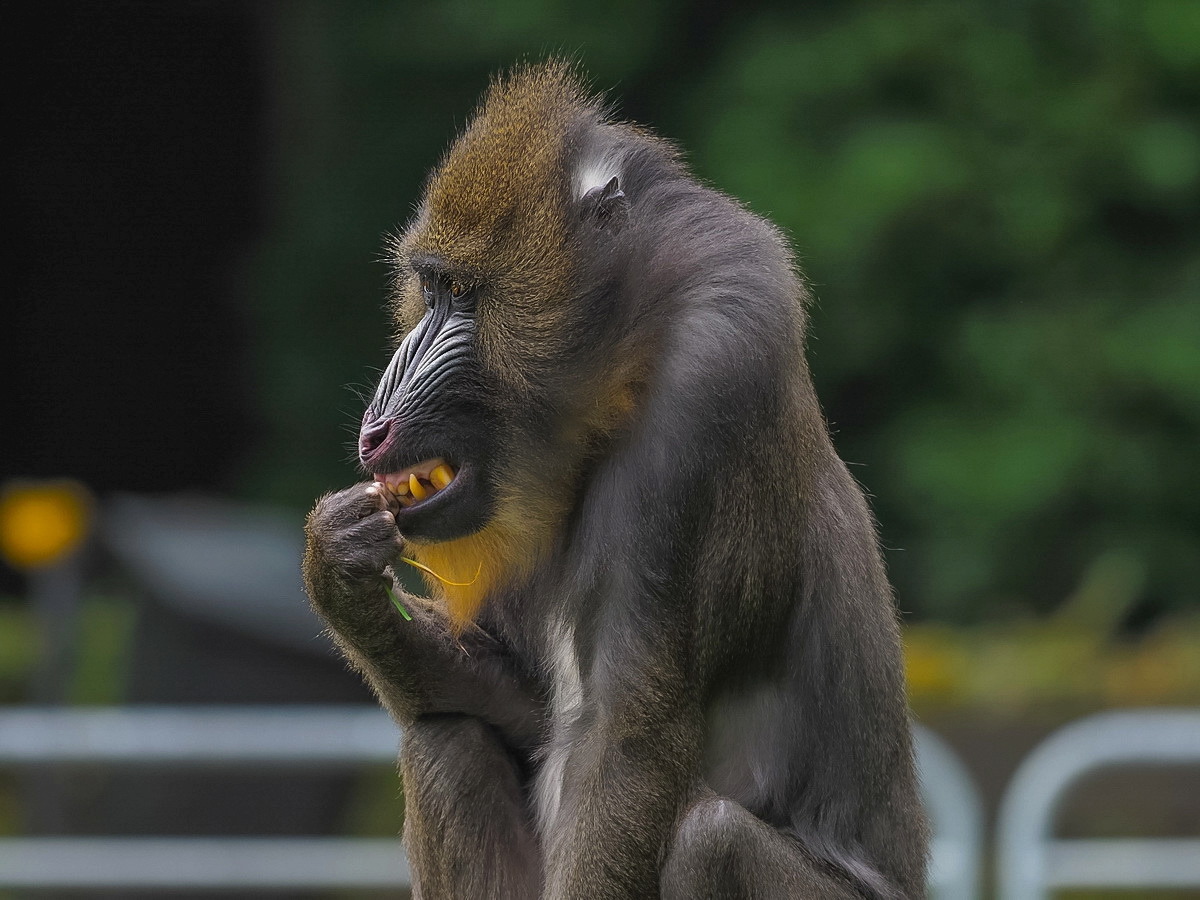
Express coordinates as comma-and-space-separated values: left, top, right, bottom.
354, 65, 640, 623
358, 261, 497, 545
358, 82, 592, 549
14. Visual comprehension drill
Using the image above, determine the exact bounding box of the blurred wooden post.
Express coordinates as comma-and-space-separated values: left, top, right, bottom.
0, 479, 93, 830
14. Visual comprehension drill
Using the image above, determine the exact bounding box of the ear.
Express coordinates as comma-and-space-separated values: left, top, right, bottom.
580, 176, 628, 232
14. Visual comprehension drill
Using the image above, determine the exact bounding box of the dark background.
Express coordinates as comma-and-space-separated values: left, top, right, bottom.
7, 2, 261, 500
2, 0, 1200, 681
7, 0, 1198, 629
3, 1, 1199, 890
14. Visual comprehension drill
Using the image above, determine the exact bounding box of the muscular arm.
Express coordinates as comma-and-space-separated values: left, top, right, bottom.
302, 482, 542, 749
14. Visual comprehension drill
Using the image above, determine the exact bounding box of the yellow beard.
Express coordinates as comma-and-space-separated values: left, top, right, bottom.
404, 497, 556, 629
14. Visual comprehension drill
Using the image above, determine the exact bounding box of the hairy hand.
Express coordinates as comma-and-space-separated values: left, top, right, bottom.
305, 482, 404, 585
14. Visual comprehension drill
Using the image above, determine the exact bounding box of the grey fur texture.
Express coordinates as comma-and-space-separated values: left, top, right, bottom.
303, 62, 929, 899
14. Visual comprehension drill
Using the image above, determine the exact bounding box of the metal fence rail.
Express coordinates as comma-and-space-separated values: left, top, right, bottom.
0, 837, 408, 890
0, 706, 972, 894
0, 706, 410, 890
917, 724, 983, 900
0, 706, 401, 766
996, 708, 1200, 900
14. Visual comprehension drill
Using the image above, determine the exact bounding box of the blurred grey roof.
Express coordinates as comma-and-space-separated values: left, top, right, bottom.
103, 493, 334, 657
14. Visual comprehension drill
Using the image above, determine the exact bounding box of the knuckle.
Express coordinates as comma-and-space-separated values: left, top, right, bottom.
305, 485, 397, 583
310, 484, 382, 528
364, 509, 397, 535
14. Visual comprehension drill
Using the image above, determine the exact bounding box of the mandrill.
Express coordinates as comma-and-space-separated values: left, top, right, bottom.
302, 60, 928, 899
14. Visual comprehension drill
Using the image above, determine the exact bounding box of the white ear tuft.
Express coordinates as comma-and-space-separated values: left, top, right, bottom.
575, 148, 624, 199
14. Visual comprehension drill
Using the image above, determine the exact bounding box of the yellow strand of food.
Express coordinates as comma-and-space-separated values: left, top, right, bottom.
408, 522, 528, 628
401, 556, 481, 587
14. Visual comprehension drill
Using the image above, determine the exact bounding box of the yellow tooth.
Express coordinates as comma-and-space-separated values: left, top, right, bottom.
430, 464, 455, 490
393, 480, 409, 496
409, 473, 427, 500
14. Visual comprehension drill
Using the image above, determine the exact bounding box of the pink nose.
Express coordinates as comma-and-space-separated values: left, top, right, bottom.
359, 417, 392, 462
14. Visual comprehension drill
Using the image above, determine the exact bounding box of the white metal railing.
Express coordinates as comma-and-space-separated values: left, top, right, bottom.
917, 724, 983, 900
0, 706, 410, 890
996, 708, 1200, 900
0, 706, 971, 894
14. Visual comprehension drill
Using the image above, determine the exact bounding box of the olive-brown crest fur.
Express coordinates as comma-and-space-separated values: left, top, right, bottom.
403, 62, 594, 322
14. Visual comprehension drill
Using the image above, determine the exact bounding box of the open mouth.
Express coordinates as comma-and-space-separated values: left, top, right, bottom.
374, 457, 457, 508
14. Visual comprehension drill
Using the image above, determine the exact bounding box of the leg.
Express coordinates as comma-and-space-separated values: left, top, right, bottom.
400, 715, 540, 900
662, 796, 861, 900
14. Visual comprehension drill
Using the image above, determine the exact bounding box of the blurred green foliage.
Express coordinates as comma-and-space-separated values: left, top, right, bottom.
241, 0, 1199, 625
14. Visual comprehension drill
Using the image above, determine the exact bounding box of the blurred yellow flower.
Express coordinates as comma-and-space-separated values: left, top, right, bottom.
0, 481, 92, 570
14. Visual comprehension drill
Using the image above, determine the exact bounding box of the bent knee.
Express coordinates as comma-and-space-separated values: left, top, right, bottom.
400, 715, 511, 785
403, 714, 494, 753
675, 796, 751, 856
662, 796, 756, 897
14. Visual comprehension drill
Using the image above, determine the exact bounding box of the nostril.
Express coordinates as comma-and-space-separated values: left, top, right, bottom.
359, 418, 392, 461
